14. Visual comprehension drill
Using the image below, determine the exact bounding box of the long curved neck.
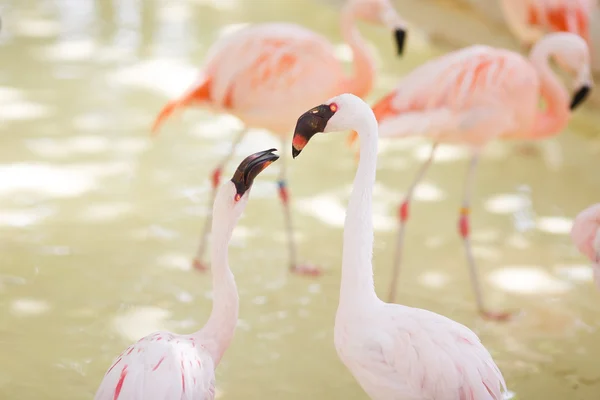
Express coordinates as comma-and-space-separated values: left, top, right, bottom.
196, 202, 239, 365
529, 43, 571, 139
340, 7, 375, 98
339, 113, 380, 310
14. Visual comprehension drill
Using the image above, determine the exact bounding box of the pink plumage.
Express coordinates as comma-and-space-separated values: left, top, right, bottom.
500, 0, 594, 48
347, 32, 593, 320
149, 0, 407, 276
571, 203, 600, 290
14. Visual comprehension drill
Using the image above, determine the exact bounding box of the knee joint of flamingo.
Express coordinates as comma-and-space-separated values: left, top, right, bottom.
458, 207, 470, 238
211, 167, 223, 189
277, 180, 289, 204
398, 201, 410, 222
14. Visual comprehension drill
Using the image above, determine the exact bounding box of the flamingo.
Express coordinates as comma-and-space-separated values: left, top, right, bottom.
570, 203, 600, 290
94, 149, 279, 400
500, 0, 594, 49
347, 32, 593, 320
292, 93, 507, 400
150, 0, 407, 276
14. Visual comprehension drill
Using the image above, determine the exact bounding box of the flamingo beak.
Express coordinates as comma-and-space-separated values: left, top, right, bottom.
292, 104, 336, 158
394, 29, 406, 56
570, 85, 591, 110
231, 148, 279, 198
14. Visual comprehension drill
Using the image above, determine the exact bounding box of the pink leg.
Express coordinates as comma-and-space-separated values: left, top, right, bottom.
459, 153, 513, 321
278, 136, 321, 277
387, 144, 438, 303
192, 129, 247, 271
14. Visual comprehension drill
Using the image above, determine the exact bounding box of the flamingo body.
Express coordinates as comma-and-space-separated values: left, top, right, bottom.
292, 93, 506, 399
500, 0, 593, 47
571, 203, 600, 289
370, 45, 540, 146
95, 332, 216, 400
173, 23, 345, 133
335, 305, 505, 399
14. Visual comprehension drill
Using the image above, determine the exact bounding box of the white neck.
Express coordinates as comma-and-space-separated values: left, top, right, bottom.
195, 198, 239, 365
338, 110, 380, 311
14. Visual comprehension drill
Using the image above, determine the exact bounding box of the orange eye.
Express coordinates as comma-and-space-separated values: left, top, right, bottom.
329, 103, 338, 112
234, 194, 241, 201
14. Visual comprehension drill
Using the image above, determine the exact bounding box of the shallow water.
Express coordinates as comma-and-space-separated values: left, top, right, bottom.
1, 0, 600, 399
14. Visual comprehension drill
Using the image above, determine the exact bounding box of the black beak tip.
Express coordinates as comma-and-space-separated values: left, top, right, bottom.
292, 147, 300, 159
394, 28, 406, 56
570, 85, 591, 110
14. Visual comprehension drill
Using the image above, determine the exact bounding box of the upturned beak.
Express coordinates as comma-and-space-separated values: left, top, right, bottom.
231, 148, 279, 198
292, 104, 336, 158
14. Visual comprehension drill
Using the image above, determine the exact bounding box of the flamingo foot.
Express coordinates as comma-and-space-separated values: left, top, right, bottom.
479, 309, 516, 322
192, 258, 209, 272
290, 264, 322, 277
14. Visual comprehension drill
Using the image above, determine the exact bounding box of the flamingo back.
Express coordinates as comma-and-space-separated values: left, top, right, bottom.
200, 23, 345, 132
94, 331, 216, 400
367, 45, 539, 144
528, 0, 592, 41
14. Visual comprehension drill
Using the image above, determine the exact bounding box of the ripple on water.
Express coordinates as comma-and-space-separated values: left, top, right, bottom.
10, 298, 51, 316
112, 306, 171, 342
489, 266, 572, 295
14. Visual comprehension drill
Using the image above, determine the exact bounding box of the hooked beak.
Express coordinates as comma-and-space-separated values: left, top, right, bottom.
570, 85, 592, 110
292, 104, 336, 158
231, 148, 279, 198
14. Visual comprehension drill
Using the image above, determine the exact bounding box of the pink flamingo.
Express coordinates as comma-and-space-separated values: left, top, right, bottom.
348, 32, 593, 320
571, 203, 600, 290
292, 93, 507, 400
94, 149, 279, 400
500, 0, 594, 49
150, 0, 407, 276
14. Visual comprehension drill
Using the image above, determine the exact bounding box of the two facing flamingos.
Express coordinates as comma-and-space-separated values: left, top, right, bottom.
348, 32, 593, 320
151, 0, 407, 276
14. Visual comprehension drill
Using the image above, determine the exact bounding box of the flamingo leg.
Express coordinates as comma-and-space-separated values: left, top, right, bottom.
387, 143, 438, 303
277, 136, 321, 277
192, 129, 248, 271
458, 152, 512, 321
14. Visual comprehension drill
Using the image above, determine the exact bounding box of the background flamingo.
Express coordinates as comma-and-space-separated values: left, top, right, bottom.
150, 0, 407, 276
94, 149, 279, 400
348, 32, 593, 320
292, 93, 507, 400
571, 203, 600, 290
499, 0, 594, 49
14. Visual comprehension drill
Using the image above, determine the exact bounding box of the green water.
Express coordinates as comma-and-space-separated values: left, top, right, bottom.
1, 0, 599, 399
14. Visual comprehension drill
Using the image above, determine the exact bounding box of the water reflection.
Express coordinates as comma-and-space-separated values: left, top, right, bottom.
0, 0, 600, 399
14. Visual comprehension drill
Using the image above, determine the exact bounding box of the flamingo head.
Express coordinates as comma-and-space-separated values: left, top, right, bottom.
217, 149, 279, 217
292, 93, 369, 159
346, 0, 408, 56
543, 32, 594, 110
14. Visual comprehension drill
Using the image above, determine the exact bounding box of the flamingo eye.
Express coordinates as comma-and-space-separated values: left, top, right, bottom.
329, 103, 338, 112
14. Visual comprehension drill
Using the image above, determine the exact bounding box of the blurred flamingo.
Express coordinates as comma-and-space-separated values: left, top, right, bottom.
292, 93, 507, 400
571, 203, 600, 290
94, 149, 279, 400
151, 0, 407, 276
348, 32, 593, 320
500, 0, 594, 49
